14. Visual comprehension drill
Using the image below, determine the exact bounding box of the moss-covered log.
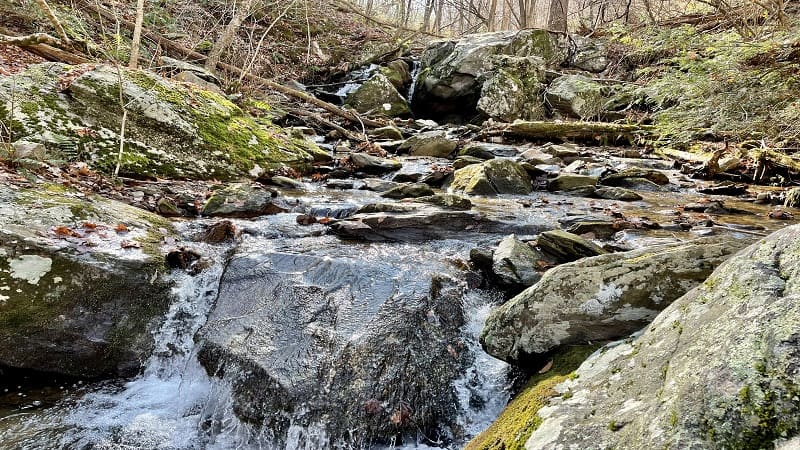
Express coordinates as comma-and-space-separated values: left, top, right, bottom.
489, 120, 654, 144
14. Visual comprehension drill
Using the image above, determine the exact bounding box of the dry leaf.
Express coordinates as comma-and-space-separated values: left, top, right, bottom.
120, 240, 141, 249
115, 223, 129, 233
82, 222, 97, 230
537, 360, 554, 374
53, 226, 80, 237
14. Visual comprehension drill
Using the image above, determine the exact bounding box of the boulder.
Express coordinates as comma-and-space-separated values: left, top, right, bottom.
369, 125, 404, 140
202, 183, 285, 218
476, 55, 546, 122
379, 59, 412, 91
595, 186, 642, 201
480, 236, 751, 366
0, 184, 175, 377
0, 63, 325, 179
525, 226, 800, 449
536, 230, 606, 263
380, 183, 435, 199
459, 142, 520, 159
198, 241, 469, 447
348, 153, 402, 174
454, 156, 485, 169
548, 174, 598, 191
398, 130, 458, 157
416, 194, 473, 210
492, 235, 544, 288
345, 73, 411, 117
450, 158, 532, 196
545, 74, 606, 120
412, 29, 570, 121
570, 35, 609, 73
600, 168, 670, 186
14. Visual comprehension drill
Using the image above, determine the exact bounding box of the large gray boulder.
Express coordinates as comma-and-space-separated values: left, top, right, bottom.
545, 74, 607, 120
525, 225, 800, 449
476, 55, 546, 122
0, 184, 175, 377
397, 130, 458, 157
450, 158, 532, 196
412, 29, 570, 121
0, 64, 327, 180
492, 234, 544, 288
480, 236, 751, 366
345, 72, 411, 117
197, 238, 469, 447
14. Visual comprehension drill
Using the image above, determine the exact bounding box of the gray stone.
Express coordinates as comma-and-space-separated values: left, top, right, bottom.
270, 175, 305, 189
460, 142, 520, 159
595, 186, 642, 201
537, 230, 606, 263
348, 153, 402, 174
380, 183, 435, 199
202, 183, 285, 218
477, 55, 546, 122
369, 125, 404, 140
548, 174, 598, 191
379, 59, 412, 91
450, 158, 532, 196
570, 35, 609, 73
492, 234, 544, 288
453, 156, 485, 169
416, 194, 472, 210
480, 236, 751, 366
545, 74, 606, 120
600, 168, 670, 186
398, 130, 458, 157
0, 184, 174, 377
345, 73, 411, 117
524, 227, 800, 449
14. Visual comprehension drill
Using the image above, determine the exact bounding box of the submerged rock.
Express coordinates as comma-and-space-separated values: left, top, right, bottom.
480, 236, 751, 366
450, 158, 532, 196
0, 184, 174, 377
525, 226, 800, 449
197, 241, 468, 447
0, 63, 325, 179
201, 183, 285, 218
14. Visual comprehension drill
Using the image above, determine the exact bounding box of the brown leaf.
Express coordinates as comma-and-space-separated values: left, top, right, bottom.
537, 360, 554, 374
120, 240, 141, 249
82, 222, 97, 230
115, 223, 129, 233
53, 226, 80, 237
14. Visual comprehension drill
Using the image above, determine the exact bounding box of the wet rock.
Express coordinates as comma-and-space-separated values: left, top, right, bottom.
571, 35, 609, 73
476, 55, 546, 122
199, 220, 238, 244
718, 155, 740, 172
480, 236, 751, 366
369, 125, 404, 140
398, 130, 458, 158
202, 183, 285, 218
345, 73, 411, 117
566, 221, 623, 239
594, 186, 642, 201
492, 235, 544, 288
380, 183, 435, 199
536, 230, 606, 263
543, 143, 580, 159
0, 63, 324, 180
524, 227, 799, 449
416, 194, 473, 210
0, 184, 174, 378
520, 148, 561, 165
379, 59, 412, 91
295, 214, 318, 225
165, 247, 202, 270
548, 174, 598, 191
460, 142, 519, 159
348, 153, 402, 174
698, 182, 748, 196
545, 74, 606, 119
198, 243, 468, 446
269, 175, 305, 189
360, 178, 402, 192
325, 179, 355, 190
600, 168, 670, 186
454, 156, 485, 169
450, 158, 532, 196
156, 197, 181, 216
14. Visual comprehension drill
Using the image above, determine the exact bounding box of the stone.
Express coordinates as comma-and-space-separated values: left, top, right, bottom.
492, 235, 544, 288
548, 174, 598, 191
476, 55, 546, 122
570, 35, 609, 73
520, 148, 561, 165
600, 168, 670, 186
784, 187, 800, 208
156, 197, 181, 216
460, 142, 520, 159
545, 74, 606, 119
345, 73, 411, 117
536, 230, 606, 263
398, 130, 458, 157
453, 156, 485, 169
174, 70, 223, 94
450, 158, 532, 196
416, 194, 472, 210
379, 59, 412, 91
524, 226, 800, 449
347, 153, 402, 174
380, 183, 435, 199
360, 178, 402, 192
0, 63, 325, 180
369, 125, 404, 140
202, 183, 285, 218
0, 184, 175, 377
197, 241, 469, 446
270, 175, 305, 189
480, 236, 751, 366
594, 186, 642, 201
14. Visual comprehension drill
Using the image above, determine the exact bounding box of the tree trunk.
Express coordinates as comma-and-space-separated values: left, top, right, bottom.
434, 0, 443, 32
516, 0, 528, 28
33, 0, 70, 45
365, 0, 373, 15
487, 0, 499, 31
128, 0, 145, 68
421, 0, 434, 32
547, 0, 569, 31
204, 0, 258, 72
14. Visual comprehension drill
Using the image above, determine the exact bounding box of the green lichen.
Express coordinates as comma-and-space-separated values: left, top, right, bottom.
464, 345, 600, 450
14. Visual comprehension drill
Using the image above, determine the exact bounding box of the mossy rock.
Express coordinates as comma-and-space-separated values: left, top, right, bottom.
345, 73, 411, 118
0, 63, 326, 180
545, 74, 607, 120
0, 183, 176, 378
450, 158, 532, 196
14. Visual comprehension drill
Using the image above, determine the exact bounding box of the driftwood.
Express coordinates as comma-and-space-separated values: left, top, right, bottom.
0, 31, 90, 64
488, 120, 653, 143
288, 108, 366, 142
74, 0, 385, 130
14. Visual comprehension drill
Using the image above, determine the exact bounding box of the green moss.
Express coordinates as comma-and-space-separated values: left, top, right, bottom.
464, 345, 600, 450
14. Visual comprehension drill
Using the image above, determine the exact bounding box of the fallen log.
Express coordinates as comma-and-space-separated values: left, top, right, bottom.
488, 120, 654, 144
74, 0, 385, 129
288, 108, 366, 142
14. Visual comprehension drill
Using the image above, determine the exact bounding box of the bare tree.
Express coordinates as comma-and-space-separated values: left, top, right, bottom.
129, 0, 145, 68
547, 0, 569, 30
34, 0, 70, 45
205, 0, 260, 72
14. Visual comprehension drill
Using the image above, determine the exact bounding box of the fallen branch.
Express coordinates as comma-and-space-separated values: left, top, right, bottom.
488, 120, 654, 143
288, 108, 366, 142
0, 32, 62, 47
74, 0, 385, 129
